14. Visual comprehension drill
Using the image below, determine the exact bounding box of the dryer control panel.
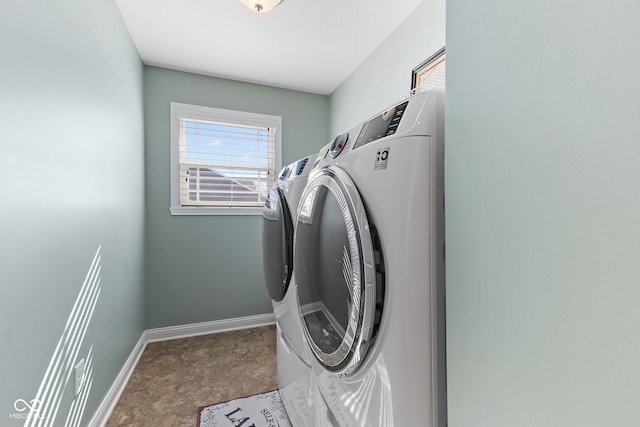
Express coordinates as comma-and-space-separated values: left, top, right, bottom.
353, 100, 409, 149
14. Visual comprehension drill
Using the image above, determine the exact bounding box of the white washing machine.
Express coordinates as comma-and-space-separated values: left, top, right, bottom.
293, 89, 447, 426
263, 155, 318, 427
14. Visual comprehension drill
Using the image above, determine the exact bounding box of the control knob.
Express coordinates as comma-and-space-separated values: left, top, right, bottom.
329, 133, 349, 158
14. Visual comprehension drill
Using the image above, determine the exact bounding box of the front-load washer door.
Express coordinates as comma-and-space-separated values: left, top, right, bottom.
294, 166, 383, 377
262, 185, 294, 302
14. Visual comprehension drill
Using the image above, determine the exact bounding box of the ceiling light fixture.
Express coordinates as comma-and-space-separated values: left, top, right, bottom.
240, 0, 281, 13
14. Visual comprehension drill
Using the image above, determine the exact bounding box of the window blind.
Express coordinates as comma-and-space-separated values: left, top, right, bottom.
177, 116, 276, 208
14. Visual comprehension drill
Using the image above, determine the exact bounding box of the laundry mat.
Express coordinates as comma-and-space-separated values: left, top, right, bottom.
198, 390, 292, 427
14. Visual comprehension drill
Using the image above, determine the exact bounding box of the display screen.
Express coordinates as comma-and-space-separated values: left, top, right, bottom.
353, 101, 409, 149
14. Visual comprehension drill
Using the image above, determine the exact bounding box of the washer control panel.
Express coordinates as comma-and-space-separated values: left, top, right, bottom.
353, 100, 409, 149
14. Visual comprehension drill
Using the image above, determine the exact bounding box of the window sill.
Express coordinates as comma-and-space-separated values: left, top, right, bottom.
169, 206, 264, 216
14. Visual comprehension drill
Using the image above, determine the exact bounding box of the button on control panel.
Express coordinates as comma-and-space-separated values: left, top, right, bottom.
385, 101, 409, 137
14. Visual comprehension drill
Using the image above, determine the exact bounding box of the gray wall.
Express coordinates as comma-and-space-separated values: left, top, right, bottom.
446, 1, 640, 426
329, 0, 446, 135
0, 0, 145, 426
144, 67, 329, 328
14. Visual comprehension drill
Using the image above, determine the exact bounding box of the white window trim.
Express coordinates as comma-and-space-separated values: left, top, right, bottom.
169, 102, 282, 216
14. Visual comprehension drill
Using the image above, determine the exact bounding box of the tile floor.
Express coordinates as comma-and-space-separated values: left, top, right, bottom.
106, 325, 277, 427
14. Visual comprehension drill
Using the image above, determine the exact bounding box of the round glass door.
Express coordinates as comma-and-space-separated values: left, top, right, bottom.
262, 186, 293, 302
294, 166, 382, 377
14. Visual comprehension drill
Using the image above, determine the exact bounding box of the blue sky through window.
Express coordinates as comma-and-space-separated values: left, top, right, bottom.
184, 120, 272, 176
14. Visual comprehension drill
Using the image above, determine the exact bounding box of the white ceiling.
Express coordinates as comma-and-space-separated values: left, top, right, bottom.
115, 0, 423, 95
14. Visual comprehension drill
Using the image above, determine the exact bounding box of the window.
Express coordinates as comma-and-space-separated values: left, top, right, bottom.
170, 103, 282, 215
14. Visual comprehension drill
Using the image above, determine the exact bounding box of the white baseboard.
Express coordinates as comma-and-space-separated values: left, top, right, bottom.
87, 313, 275, 426
146, 312, 275, 343
87, 331, 147, 427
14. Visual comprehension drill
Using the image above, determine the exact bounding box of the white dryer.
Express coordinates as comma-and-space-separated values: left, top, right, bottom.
293, 90, 447, 426
262, 155, 318, 427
